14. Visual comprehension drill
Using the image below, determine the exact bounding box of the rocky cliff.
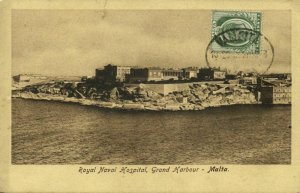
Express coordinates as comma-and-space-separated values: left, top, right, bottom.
13, 81, 257, 111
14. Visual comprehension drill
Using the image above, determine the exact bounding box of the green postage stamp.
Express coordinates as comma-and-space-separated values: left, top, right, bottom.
211, 11, 262, 54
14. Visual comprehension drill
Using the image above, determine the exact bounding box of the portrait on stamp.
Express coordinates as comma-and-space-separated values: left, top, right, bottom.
211, 11, 262, 54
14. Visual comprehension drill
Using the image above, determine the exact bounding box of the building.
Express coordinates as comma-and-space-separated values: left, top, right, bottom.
198, 68, 226, 80
239, 76, 257, 85
95, 68, 105, 82
225, 74, 237, 80
81, 75, 94, 82
95, 64, 131, 83
162, 69, 183, 80
262, 73, 291, 80
104, 64, 131, 82
286, 73, 291, 81
260, 80, 291, 104
13, 74, 30, 82
128, 67, 163, 83
182, 68, 198, 79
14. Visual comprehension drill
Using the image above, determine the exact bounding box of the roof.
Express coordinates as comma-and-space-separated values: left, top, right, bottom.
162, 69, 183, 72
183, 68, 198, 72
148, 67, 162, 70
182, 67, 199, 70
263, 79, 291, 87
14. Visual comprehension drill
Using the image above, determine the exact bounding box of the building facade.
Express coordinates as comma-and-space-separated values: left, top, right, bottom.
128, 68, 163, 82
182, 68, 198, 79
162, 69, 183, 80
260, 80, 291, 104
239, 76, 257, 85
95, 68, 105, 82
104, 64, 131, 82
198, 68, 226, 80
95, 64, 131, 83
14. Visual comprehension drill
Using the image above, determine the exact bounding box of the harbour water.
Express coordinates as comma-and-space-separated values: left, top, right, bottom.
12, 98, 291, 164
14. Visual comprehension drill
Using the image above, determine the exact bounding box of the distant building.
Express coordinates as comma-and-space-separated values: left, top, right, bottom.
182, 68, 198, 79
128, 67, 163, 83
162, 69, 183, 80
81, 76, 88, 82
95, 64, 131, 83
262, 73, 291, 80
95, 68, 105, 82
286, 73, 291, 81
225, 74, 237, 80
260, 80, 291, 104
224, 74, 238, 84
81, 75, 94, 82
13, 74, 30, 82
240, 76, 257, 85
104, 64, 131, 82
237, 71, 245, 78
198, 68, 226, 80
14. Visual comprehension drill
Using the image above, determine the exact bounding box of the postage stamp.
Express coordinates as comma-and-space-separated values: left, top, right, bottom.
211, 11, 262, 54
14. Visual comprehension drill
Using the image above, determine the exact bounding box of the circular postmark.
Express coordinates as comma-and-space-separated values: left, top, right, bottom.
205, 28, 274, 75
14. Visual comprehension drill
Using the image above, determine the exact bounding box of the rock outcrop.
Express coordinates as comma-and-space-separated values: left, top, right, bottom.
14, 81, 257, 111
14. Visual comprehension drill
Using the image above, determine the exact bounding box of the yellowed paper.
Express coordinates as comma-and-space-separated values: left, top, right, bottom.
0, 0, 300, 192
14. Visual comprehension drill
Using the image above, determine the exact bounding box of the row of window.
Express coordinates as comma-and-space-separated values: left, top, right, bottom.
274, 94, 291, 98
149, 72, 162, 76
163, 72, 182, 76
274, 88, 291, 92
274, 98, 291, 102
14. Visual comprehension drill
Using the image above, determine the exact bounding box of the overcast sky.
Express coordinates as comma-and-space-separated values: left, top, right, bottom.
12, 10, 291, 76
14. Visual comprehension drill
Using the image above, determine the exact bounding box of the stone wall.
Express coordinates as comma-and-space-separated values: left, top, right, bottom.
124, 81, 225, 95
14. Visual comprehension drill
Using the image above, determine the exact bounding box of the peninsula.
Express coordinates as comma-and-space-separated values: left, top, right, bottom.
12, 64, 291, 111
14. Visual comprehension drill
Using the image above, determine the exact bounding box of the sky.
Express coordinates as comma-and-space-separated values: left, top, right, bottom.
12, 10, 291, 76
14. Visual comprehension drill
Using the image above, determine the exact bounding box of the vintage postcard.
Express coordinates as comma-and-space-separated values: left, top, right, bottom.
0, 0, 300, 192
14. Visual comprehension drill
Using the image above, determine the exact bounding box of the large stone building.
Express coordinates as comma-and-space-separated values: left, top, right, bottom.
129, 68, 188, 82
95, 68, 105, 82
198, 68, 226, 80
182, 68, 198, 79
261, 73, 291, 81
128, 67, 163, 83
95, 64, 131, 83
260, 80, 291, 104
96, 65, 228, 84
239, 76, 258, 85
162, 69, 183, 80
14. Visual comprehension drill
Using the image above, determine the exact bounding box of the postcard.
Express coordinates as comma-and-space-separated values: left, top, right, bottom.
0, 0, 299, 192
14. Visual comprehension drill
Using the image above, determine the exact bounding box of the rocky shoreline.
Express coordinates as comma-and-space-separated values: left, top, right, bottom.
12, 82, 258, 111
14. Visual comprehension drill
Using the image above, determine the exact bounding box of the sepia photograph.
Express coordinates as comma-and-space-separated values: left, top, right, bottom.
11, 9, 291, 165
